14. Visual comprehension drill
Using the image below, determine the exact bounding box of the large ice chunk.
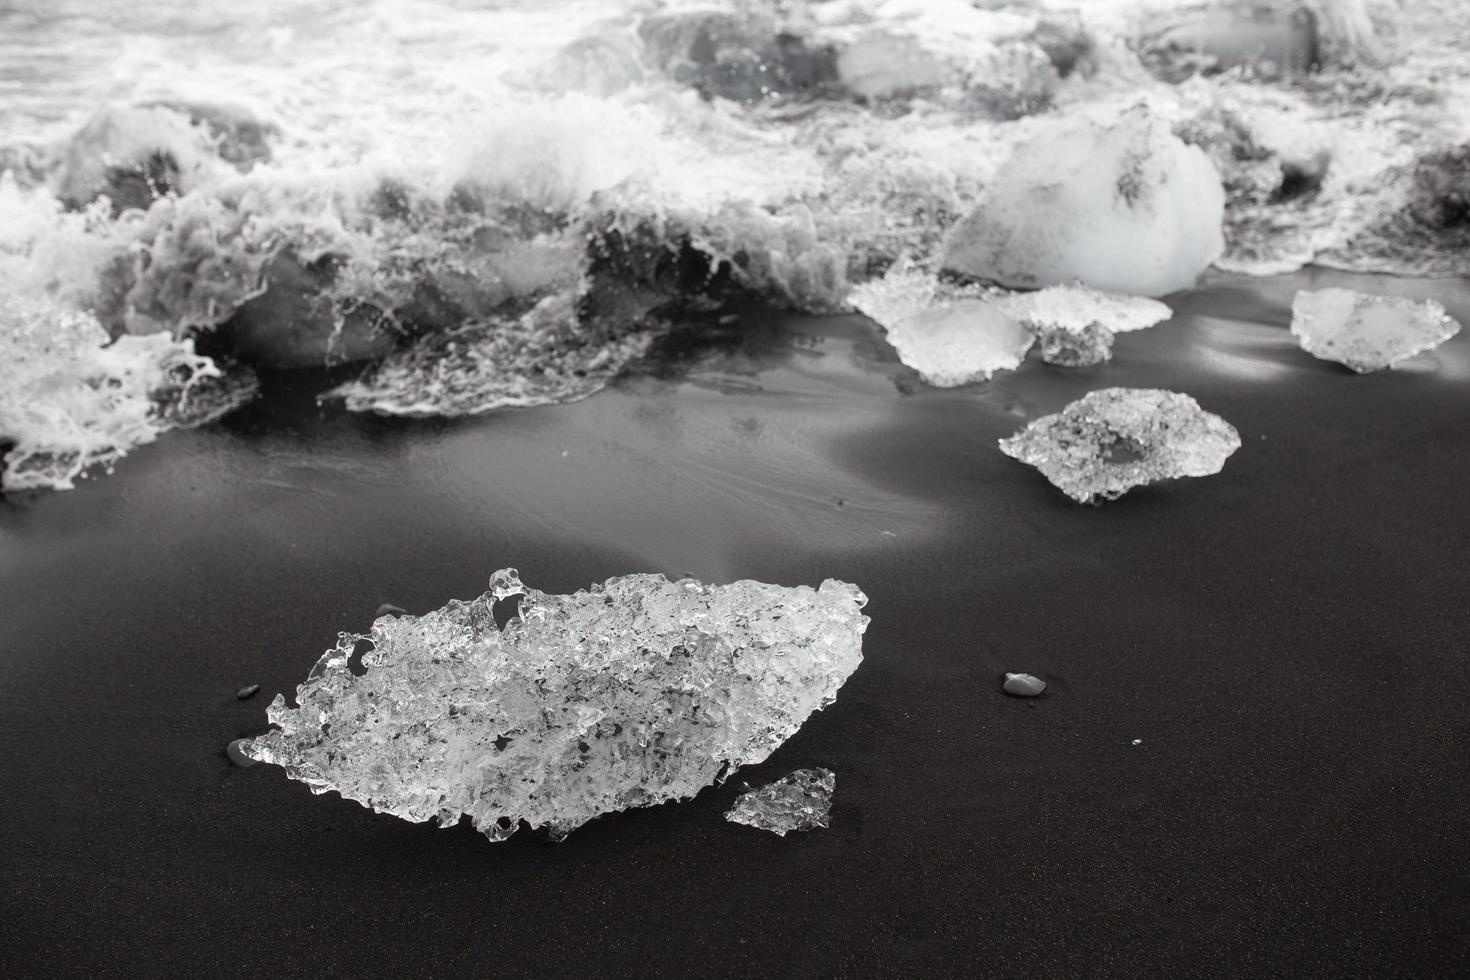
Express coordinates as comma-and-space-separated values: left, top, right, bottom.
1033, 322, 1114, 367
725, 768, 835, 836
942, 107, 1225, 297
999, 388, 1241, 503
1289, 287, 1462, 373
245, 570, 868, 842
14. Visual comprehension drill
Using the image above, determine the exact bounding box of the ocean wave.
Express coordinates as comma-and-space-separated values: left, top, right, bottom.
2, 0, 1468, 489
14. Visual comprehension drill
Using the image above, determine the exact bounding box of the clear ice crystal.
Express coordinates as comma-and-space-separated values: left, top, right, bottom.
725, 768, 835, 836
244, 569, 868, 842
848, 264, 1034, 386
1289, 288, 1462, 373
1033, 322, 1114, 368
999, 388, 1241, 504
994, 284, 1173, 335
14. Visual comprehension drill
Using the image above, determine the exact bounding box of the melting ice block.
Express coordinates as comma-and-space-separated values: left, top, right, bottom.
848, 267, 1033, 387
1289, 288, 1462, 373
1000, 388, 1241, 504
942, 108, 1225, 296
880, 300, 1033, 386
245, 570, 868, 842
995, 284, 1173, 335
725, 768, 835, 836
1033, 322, 1114, 367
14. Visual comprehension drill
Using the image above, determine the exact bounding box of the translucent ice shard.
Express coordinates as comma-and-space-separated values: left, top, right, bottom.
1289, 288, 1462, 373
1033, 323, 1114, 368
725, 768, 835, 837
245, 570, 868, 842
879, 300, 1034, 386
999, 388, 1241, 504
848, 268, 1033, 387
995, 284, 1173, 335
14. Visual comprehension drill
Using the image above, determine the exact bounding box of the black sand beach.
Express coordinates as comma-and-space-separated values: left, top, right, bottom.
2, 269, 1469, 977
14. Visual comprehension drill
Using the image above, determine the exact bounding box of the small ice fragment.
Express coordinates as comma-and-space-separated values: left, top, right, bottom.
1000, 388, 1241, 504
374, 603, 407, 619
245, 570, 867, 842
226, 739, 258, 768
995, 284, 1173, 335
1289, 288, 1462, 373
725, 768, 835, 836
1002, 673, 1046, 697
1034, 323, 1114, 367
236, 684, 260, 700
1131, 739, 1143, 746
879, 299, 1034, 387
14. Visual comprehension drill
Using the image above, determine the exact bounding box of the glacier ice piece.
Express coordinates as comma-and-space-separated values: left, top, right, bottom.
245, 570, 868, 842
995, 284, 1173, 335
1289, 288, 1462, 373
882, 300, 1033, 386
942, 107, 1225, 296
1000, 388, 1241, 504
725, 768, 835, 836
1034, 322, 1114, 367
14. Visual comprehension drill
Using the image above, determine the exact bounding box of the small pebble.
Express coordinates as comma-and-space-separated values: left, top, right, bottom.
226, 739, 257, 768
375, 603, 408, 619
236, 684, 260, 700
1003, 672, 1046, 697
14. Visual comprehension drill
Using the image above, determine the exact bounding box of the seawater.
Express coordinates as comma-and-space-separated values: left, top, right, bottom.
1, 0, 1467, 490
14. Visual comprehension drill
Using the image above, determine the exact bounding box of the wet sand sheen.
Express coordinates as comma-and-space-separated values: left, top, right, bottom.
2, 270, 1469, 976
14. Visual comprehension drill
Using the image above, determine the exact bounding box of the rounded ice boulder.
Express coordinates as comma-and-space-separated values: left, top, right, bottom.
941, 107, 1226, 297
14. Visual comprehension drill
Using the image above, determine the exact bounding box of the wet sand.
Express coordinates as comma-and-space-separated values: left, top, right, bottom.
2, 269, 1469, 977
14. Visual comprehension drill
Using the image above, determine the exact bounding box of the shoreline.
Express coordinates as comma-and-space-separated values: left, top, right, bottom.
3, 269, 1469, 976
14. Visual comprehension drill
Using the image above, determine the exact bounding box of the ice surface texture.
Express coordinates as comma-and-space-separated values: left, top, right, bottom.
1000, 388, 1241, 504
942, 107, 1225, 297
725, 768, 835, 837
1033, 323, 1115, 368
245, 570, 868, 842
848, 265, 1033, 386
995, 284, 1173, 335
1290, 288, 1462, 373
879, 299, 1034, 387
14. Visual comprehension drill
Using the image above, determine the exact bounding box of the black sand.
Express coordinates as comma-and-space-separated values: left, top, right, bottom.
2, 269, 1468, 977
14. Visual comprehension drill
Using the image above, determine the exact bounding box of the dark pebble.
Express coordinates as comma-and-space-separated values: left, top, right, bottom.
226, 739, 258, 768
236, 684, 260, 700
1003, 672, 1047, 697
375, 603, 408, 619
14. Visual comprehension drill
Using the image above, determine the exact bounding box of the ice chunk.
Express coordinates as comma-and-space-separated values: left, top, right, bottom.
725, 768, 835, 836
995, 284, 1173, 335
999, 388, 1241, 504
882, 300, 1033, 386
1289, 288, 1462, 373
245, 570, 868, 842
1034, 322, 1114, 367
942, 107, 1225, 297
848, 263, 1035, 386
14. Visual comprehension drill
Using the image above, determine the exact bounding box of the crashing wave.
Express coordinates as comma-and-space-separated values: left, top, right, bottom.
0, 0, 1467, 486
0, 294, 254, 491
